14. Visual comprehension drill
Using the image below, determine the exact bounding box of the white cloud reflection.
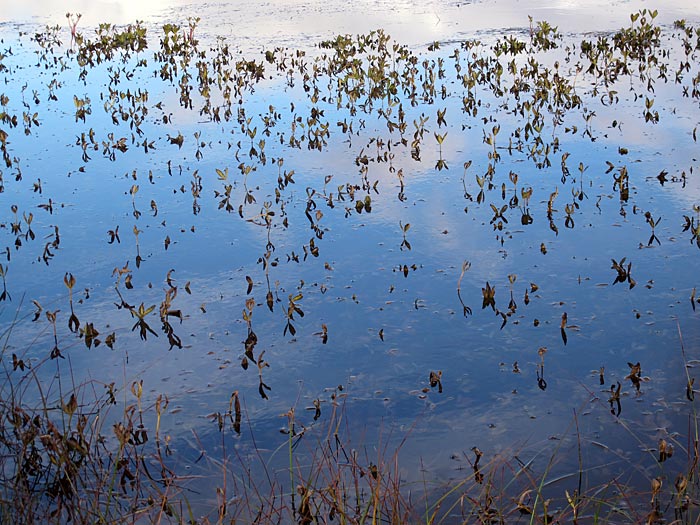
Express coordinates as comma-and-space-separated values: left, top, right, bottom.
5, 0, 700, 49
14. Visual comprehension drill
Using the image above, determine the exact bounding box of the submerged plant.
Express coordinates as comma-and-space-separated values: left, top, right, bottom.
1, 8, 700, 523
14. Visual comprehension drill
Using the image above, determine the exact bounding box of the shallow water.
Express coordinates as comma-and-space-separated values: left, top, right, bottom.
6, 0, 700, 48
1, 1, 700, 520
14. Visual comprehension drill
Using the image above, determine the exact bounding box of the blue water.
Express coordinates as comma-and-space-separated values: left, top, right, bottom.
2, 2, 700, 516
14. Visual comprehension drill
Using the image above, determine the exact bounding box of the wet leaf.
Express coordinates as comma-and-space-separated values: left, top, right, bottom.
258, 381, 271, 400
62, 393, 78, 416
285, 321, 296, 336
687, 377, 695, 401
429, 370, 443, 393
658, 439, 673, 462
517, 490, 533, 515
481, 281, 496, 310
107, 226, 120, 244
244, 331, 258, 359
651, 477, 662, 503
69, 312, 80, 333
169, 132, 184, 148
12, 353, 26, 371
245, 297, 255, 313
63, 272, 76, 289
312, 398, 321, 421
625, 361, 642, 392
31, 300, 42, 322
81, 322, 100, 348
560, 312, 568, 344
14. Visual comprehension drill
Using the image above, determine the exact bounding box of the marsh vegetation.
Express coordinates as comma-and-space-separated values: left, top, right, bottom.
1, 7, 700, 523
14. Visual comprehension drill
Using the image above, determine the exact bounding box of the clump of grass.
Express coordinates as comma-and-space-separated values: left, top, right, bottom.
199, 379, 700, 525
0, 311, 195, 524
2, 327, 700, 524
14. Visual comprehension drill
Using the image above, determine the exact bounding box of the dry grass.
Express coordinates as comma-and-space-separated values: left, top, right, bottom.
2, 317, 700, 525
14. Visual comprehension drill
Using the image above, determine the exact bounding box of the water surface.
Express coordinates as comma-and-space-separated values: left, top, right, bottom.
1, 1, 700, 520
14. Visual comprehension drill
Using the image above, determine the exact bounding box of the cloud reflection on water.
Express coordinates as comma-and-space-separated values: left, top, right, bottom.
6, 0, 700, 51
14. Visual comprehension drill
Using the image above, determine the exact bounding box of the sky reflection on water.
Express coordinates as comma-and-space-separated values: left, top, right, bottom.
1, 0, 700, 515
6, 0, 700, 50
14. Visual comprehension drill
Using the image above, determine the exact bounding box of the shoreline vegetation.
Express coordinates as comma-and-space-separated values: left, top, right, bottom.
1, 8, 700, 524
2, 320, 699, 524
2, 321, 699, 524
